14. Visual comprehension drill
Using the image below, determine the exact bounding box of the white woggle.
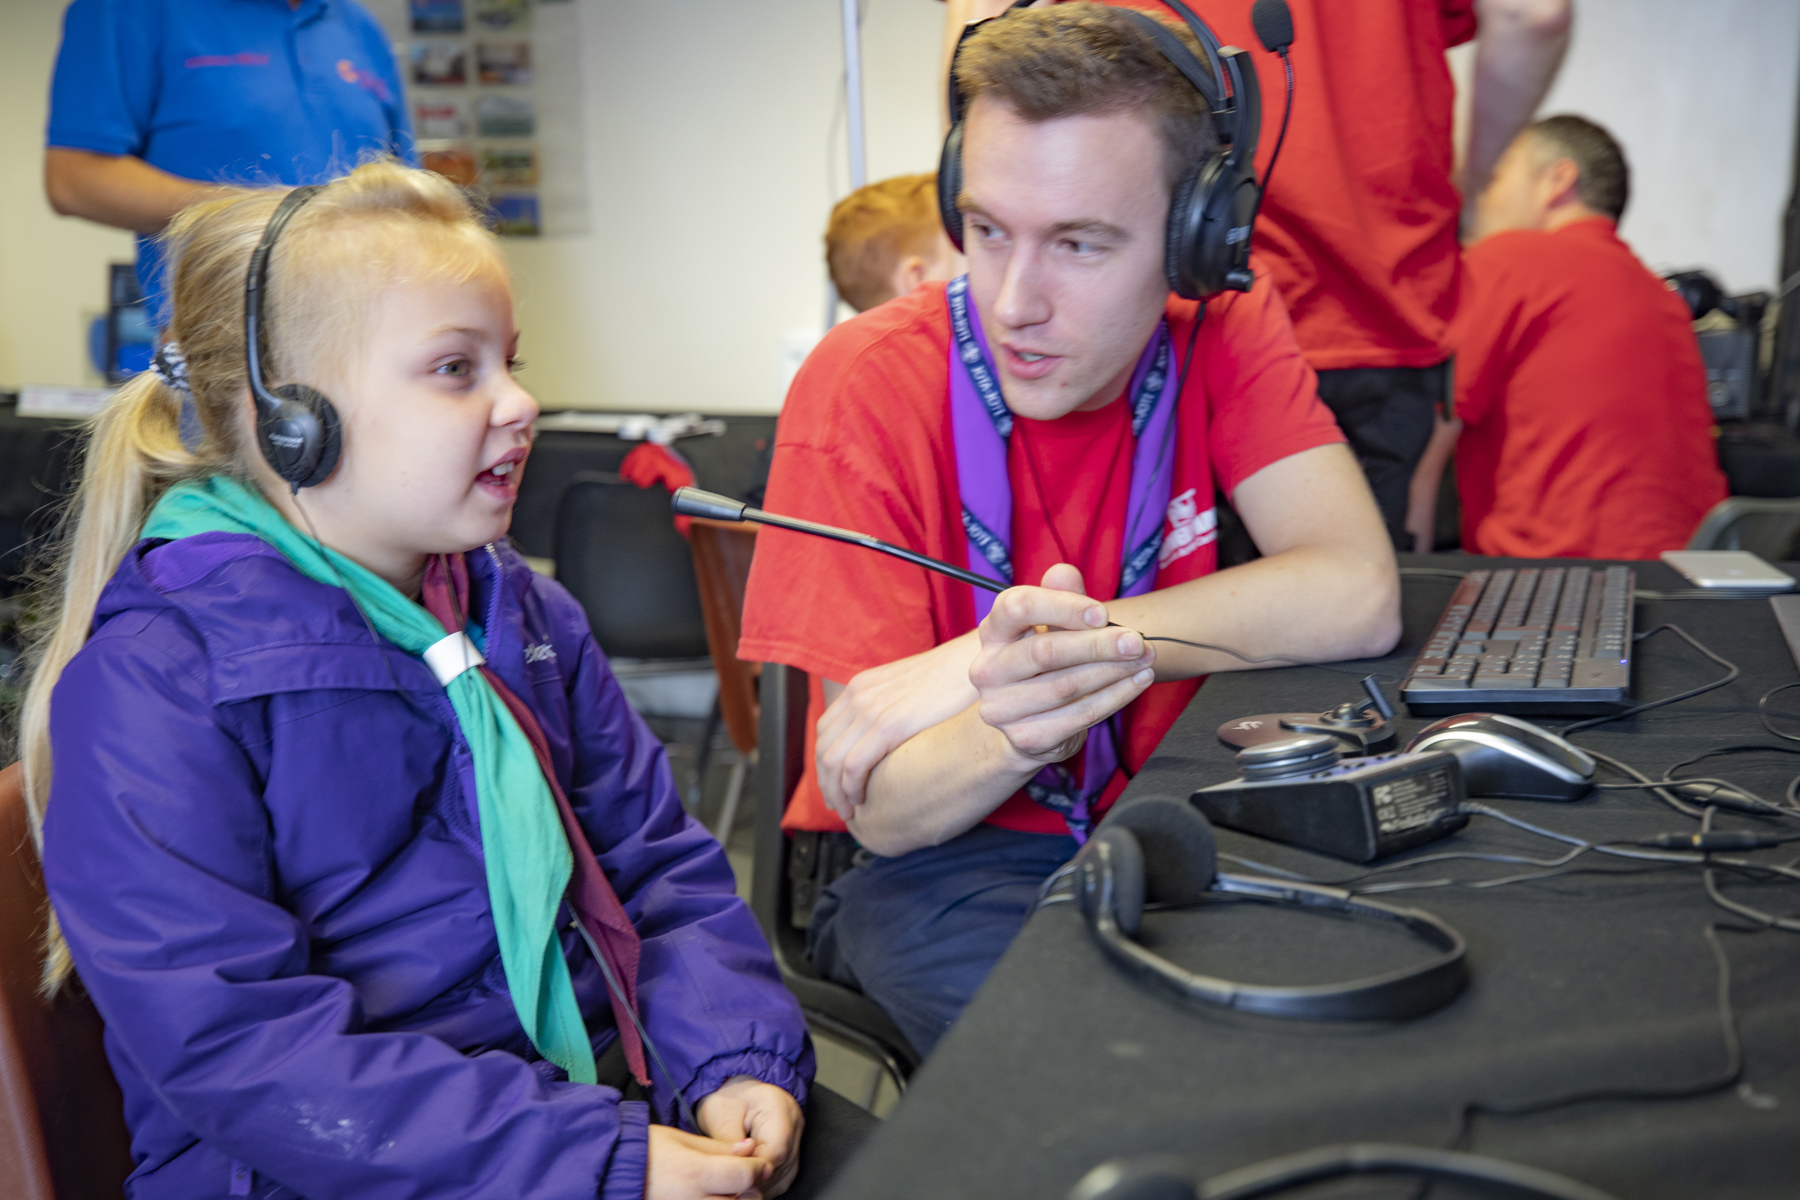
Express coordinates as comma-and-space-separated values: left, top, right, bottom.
423, 630, 486, 686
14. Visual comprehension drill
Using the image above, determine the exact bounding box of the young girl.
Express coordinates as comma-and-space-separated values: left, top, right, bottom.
20, 162, 837, 1199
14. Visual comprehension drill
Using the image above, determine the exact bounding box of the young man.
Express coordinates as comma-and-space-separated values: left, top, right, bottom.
942, 0, 1573, 550
739, 5, 1399, 1056
1405, 116, 1727, 559
826, 173, 964, 313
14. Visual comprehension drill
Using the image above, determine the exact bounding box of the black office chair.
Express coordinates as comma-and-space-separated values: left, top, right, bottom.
554, 472, 711, 660
751, 664, 921, 1094
1685, 496, 1800, 560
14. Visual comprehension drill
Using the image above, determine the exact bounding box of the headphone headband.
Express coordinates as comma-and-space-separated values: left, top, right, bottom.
1067, 801, 1469, 1022
244, 185, 323, 402
243, 185, 342, 492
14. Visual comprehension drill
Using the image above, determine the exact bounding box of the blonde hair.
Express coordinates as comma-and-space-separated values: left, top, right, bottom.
825, 173, 943, 313
17, 160, 503, 991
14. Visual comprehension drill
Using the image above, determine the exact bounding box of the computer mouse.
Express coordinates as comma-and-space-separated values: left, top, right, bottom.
1402, 712, 1596, 802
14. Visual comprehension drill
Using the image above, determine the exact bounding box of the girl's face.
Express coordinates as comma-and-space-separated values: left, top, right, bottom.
264, 269, 538, 592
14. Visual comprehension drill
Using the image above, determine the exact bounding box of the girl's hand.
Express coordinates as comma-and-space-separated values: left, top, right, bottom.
645, 1124, 770, 1200
695, 1077, 805, 1198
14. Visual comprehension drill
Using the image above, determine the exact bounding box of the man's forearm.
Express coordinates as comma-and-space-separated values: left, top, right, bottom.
1465, 0, 1573, 197
1105, 545, 1399, 679
845, 702, 1043, 856
45, 148, 220, 234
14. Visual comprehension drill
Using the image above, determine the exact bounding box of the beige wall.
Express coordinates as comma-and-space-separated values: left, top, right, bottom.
5, 0, 1798, 407
0, 0, 137, 393
506, 0, 944, 416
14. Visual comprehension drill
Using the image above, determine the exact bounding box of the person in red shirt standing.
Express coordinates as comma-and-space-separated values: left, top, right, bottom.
739, 5, 1399, 1056
1407, 115, 1727, 559
942, 0, 1573, 550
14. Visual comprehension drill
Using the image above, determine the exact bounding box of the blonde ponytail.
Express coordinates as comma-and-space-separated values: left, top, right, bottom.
12, 159, 502, 994
18, 372, 205, 990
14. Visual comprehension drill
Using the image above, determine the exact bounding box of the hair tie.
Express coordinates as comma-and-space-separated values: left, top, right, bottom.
151, 342, 191, 395
152, 343, 205, 451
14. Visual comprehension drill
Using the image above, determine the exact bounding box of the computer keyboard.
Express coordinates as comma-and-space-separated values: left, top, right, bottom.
1401, 566, 1634, 716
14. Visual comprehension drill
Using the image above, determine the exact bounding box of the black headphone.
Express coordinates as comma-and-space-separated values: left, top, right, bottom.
938, 0, 1263, 300
1068, 1144, 1621, 1200
244, 185, 342, 492
1065, 797, 1468, 1021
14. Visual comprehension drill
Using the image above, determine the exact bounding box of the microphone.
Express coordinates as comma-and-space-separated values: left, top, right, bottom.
670, 486, 1004, 595
1248, 0, 1296, 211
1251, 0, 1294, 54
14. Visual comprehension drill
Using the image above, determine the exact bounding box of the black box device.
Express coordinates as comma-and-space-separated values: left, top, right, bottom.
1191, 735, 1468, 863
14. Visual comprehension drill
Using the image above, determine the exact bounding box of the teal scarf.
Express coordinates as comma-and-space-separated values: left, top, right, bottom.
143, 476, 596, 1083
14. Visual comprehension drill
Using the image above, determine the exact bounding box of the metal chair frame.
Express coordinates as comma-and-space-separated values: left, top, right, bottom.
749, 666, 920, 1095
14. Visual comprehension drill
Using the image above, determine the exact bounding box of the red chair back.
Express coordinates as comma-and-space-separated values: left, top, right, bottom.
0, 762, 134, 1199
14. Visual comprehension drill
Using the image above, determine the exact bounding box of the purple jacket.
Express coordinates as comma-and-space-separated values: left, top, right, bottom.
42, 532, 813, 1200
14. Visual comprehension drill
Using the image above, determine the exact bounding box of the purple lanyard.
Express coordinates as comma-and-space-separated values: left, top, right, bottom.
946, 275, 1179, 839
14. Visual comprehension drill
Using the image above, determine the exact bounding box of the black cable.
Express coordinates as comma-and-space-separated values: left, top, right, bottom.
1256, 50, 1294, 200
1757, 680, 1800, 744
1421, 923, 1750, 1180
1558, 623, 1740, 736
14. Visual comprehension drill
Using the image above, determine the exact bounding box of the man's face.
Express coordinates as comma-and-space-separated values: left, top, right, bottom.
1474, 135, 1558, 240
958, 97, 1172, 421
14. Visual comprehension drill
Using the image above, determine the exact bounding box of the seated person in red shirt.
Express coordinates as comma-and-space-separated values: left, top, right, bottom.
738, 4, 1400, 1056
827, 173, 963, 312
1405, 115, 1727, 559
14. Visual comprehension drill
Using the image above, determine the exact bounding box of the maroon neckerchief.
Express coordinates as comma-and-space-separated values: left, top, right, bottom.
422, 553, 649, 1086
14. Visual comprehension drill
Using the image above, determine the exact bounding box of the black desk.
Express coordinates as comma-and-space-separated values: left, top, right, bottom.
826, 556, 1800, 1199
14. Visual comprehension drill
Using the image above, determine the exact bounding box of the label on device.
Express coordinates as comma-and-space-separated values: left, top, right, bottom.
1372, 768, 1455, 835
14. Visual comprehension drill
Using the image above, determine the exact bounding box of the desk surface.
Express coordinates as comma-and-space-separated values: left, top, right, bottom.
825, 556, 1800, 1200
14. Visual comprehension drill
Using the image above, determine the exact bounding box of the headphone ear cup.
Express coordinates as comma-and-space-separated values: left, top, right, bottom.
1097, 827, 1148, 936
258, 383, 342, 490
1164, 165, 1204, 300
1100, 796, 1218, 906
938, 123, 967, 252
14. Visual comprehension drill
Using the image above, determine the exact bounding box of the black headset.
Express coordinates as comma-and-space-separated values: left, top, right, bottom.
1069, 1143, 1621, 1200
244, 184, 342, 492
1065, 797, 1468, 1021
938, 0, 1263, 300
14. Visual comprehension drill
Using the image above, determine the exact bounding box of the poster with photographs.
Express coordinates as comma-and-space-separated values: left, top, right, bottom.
410, 0, 463, 33
490, 194, 541, 237
475, 93, 534, 137
414, 97, 468, 139
409, 41, 466, 86
381, 0, 586, 236
481, 144, 539, 186
419, 143, 479, 186
472, 0, 530, 32
476, 41, 532, 86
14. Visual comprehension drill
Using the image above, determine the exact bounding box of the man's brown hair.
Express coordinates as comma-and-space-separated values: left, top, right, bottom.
1529, 114, 1630, 221
826, 173, 942, 313
952, 2, 1218, 193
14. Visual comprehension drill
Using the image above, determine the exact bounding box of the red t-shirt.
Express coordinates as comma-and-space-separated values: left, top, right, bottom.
995, 0, 1475, 370
1452, 218, 1727, 559
737, 278, 1345, 834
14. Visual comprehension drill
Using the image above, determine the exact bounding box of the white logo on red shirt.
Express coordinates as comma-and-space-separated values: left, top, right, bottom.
1159, 487, 1217, 568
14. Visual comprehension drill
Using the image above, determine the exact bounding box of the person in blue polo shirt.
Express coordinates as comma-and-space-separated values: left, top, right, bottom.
45, 0, 412, 325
